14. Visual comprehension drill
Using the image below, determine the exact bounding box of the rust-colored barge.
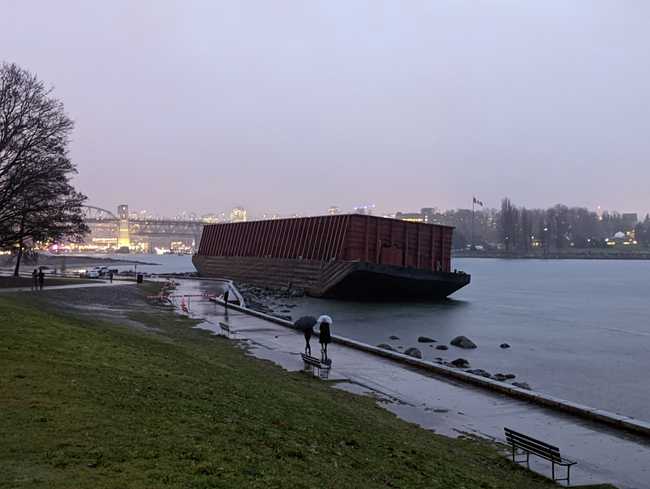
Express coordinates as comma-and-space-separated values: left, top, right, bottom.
193, 214, 470, 300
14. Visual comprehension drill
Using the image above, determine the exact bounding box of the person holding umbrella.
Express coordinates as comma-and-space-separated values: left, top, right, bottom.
31, 269, 38, 291
294, 316, 317, 356
38, 268, 45, 291
317, 315, 333, 364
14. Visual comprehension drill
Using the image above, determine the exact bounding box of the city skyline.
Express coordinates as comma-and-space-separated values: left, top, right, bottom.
97, 200, 645, 223
3, 2, 650, 216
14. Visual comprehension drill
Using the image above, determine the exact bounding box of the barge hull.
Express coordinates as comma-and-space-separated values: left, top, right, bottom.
192, 255, 470, 300
193, 214, 470, 299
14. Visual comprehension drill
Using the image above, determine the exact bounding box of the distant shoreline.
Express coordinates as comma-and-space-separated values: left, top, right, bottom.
453, 250, 650, 260
0, 254, 159, 270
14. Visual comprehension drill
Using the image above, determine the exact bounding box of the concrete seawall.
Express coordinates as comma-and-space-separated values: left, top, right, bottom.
215, 296, 650, 439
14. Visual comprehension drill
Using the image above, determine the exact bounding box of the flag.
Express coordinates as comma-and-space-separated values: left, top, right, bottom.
473, 197, 484, 207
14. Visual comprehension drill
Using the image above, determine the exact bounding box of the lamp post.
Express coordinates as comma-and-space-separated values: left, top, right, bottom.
471, 196, 482, 251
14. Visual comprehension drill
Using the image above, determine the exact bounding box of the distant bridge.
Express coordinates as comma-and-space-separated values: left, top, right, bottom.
82, 205, 205, 248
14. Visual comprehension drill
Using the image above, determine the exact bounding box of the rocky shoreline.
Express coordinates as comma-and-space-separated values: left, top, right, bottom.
233, 281, 528, 390
235, 282, 303, 321
377, 334, 527, 389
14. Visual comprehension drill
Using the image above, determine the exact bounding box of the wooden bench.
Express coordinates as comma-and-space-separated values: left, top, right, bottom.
219, 321, 232, 337
301, 353, 331, 379
504, 428, 576, 486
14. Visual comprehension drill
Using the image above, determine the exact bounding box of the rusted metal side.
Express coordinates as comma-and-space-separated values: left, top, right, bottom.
196, 214, 454, 272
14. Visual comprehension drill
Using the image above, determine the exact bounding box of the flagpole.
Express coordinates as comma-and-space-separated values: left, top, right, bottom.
471, 197, 475, 251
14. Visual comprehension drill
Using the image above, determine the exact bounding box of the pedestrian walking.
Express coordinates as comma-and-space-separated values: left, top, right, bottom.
108, 270, 113, 283
38, 268, 45, 291
223, 289, 230, 309
317, 315, 333, 364
295, 316, 317, 356
31, 269, 38, 291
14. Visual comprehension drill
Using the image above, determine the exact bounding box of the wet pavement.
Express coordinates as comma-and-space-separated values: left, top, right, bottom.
0, 280, 135, 293
173, 279, 649, 489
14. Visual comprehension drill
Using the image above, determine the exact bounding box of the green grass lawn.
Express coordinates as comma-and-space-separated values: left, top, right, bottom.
0, 289, 568, 489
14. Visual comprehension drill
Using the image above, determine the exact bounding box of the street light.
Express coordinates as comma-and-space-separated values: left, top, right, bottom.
543, 227, 549, 256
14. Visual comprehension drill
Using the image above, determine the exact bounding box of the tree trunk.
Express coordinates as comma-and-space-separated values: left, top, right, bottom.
13, 241, 23, 277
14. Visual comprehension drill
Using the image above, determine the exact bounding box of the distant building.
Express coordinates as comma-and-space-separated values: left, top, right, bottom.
606, 230, 638, 246
230, 207, 247, 222
395, 211, 424, 223
420, 207, 439, 224
353, 204, 375, 215
328, 206, 340, 215
622, 213, 638, 230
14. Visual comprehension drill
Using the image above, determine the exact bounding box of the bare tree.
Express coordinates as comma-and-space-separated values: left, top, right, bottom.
519, 207, 532, 252
0, 62, 88, 274
499, 198, 517, 252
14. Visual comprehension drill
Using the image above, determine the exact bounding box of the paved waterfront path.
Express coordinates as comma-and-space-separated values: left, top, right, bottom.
0, 280, 135, 293
174, 279, 649, 489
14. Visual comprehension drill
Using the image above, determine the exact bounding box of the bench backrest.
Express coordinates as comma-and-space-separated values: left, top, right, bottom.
504, 428, 562, 462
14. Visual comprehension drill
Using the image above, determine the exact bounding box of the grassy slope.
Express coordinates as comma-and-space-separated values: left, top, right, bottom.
0, 291, 562, 489
0, 276, 95, 288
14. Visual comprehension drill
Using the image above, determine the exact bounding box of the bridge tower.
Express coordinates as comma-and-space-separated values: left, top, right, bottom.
117, 204, 131, 250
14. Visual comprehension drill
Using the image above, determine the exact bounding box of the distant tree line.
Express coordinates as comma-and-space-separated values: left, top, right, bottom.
0, 62, 87, 275
429, 199, 650, 251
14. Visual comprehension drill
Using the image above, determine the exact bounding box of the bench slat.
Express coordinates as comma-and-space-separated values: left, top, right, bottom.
506, 438, 562, 462
504, 428, 559, 451
505, 433, 560, 454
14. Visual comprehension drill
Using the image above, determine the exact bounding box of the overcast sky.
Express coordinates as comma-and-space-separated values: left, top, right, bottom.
2, 1, 649, 217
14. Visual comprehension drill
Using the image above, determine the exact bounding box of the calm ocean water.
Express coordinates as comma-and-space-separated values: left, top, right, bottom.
116, 254, 650, 422
285, 258, 650, 422
68, 253, 196, 275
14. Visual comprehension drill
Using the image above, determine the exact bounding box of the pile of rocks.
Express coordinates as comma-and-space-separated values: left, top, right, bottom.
236, 282, 302, 321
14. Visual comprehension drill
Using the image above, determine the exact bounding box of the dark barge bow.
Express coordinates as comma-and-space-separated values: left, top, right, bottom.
193, 214, 470, 300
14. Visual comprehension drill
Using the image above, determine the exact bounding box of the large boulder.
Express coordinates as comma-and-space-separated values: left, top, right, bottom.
500, 343, 511, 349
404, 347, 423, 359
451, 358, 470, 368
389, 335, 400, 340
435, 345, 449, 351
417, 336, 436, 343
450, 336, 477, 349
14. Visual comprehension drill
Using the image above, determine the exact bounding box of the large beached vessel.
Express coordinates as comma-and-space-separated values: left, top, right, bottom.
193, 214, 470, 300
